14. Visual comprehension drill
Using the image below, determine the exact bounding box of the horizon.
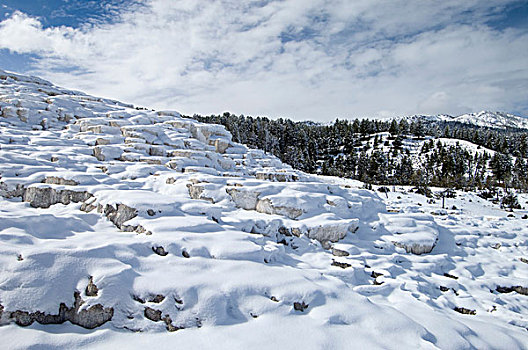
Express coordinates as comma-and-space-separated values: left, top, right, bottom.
1, 1, 527, 121
1, 66, 527, 123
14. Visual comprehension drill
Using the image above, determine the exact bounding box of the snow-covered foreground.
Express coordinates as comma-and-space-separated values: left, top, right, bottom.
0, 70, 527, 349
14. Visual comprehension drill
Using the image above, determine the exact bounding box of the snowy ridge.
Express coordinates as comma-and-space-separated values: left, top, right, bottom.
1, 70, 528, 349
407, 110, 528, 130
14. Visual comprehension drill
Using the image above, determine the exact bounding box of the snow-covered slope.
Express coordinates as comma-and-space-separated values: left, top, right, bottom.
1, 70, 527, 349
409, 111, 528, 130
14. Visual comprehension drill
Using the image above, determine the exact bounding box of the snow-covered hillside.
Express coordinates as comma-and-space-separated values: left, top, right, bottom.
408, 111, 528, 130
1, 70, 527, 349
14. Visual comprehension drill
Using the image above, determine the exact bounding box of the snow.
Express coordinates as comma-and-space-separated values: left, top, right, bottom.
0, 69, 527, 349
407, 110, 528, 130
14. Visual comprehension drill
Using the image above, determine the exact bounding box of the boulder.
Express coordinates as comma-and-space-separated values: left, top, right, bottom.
0, 182, 26, 198
331, 247, 350, 257
7, 292, 113, 329
226, 187, 260, 210
306, 221, 359, 243
256, 172, 299, 182
23, 186, 92, 208
85, 277, 98, 297
187, 183, 215, 203
256, 198, 303, 219
103, 203, 138, 229
144, 307, 162, 322
380, 213, 440, 255
42, 177, 79, 186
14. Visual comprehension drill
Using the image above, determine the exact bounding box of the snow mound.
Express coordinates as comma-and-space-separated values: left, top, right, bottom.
379, 213, 439, 254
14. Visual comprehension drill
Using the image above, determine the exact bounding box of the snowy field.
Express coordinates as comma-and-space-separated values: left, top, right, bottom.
0, 70, 527, 349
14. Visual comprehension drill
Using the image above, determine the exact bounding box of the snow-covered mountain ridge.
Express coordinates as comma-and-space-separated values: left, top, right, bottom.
1, 70, 528, 349
405, 110, 528, 130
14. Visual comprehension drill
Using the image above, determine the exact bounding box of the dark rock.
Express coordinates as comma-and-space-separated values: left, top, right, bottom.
278, 226, 292, 236
277, 238, 288, 245
85, 276, 99, 297
152, 246, 168, 256
73, 303, 114, 329
23, 186, 92, 208
147, 209, 156, 216
11, 311, 33, 326
496, 286, 528, 295
520, 257, 528, 264
144, 307, 162, 322
496, 286, 514, 293
371, 271, 383, 278
439, 286, 449, 292
104, 204, 138, 229
270, 296, 279, 302
7, 291, 113, 329
132, 295, 145, 304
182, 250, 190, 258
148, 294, 165, 303
514, 286, 528, 295
331, 260, 351, 269
291, 228, 302, 237
293, 301, 309, 312
163, 315, 180, 332
454, 307, 476, 315
443, 273, 458, 280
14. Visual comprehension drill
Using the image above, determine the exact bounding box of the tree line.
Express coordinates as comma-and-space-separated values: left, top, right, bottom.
190, 112, 528, 191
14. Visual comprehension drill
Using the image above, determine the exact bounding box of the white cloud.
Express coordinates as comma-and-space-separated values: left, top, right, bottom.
0, 0, 526, 121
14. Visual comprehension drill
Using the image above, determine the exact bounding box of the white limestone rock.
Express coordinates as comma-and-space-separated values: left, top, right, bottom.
306, 220, 359, 243
379, 213, 439, 255
226, 187, 261, 210
256, 198, 303, 219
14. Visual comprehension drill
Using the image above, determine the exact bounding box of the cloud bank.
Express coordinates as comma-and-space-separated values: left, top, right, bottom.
0, 0, 527, 121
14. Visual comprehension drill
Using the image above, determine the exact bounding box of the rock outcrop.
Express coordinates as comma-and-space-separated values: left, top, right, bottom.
5, 292, 113, 329
256, 198, 303, 219
102, 203, 138, 229
256, 171, 299, 182
226, 187, 260, 210
306, 221, 359, 243
23, 186, 92, 208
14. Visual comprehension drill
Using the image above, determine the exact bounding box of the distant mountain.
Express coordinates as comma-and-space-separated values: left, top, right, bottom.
408, 111, 528, 130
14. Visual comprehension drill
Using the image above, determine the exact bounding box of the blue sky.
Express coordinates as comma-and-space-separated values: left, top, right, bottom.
0, 0, 527, 121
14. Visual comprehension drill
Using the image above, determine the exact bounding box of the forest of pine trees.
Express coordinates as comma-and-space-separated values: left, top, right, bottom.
190, 112, 528, 192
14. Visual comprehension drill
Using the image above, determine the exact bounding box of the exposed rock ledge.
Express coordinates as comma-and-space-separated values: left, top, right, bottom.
23, 185, 92, 208
20, 184, 146, 234
0, 291, 113, 329
306, 221, 359, 243
225, 187, 303, 219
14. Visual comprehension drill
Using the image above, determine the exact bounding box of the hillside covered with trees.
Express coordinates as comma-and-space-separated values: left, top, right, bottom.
191, 112, 528, 192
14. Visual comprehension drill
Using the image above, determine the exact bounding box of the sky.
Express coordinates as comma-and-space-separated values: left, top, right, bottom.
0, 0, 527, 121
